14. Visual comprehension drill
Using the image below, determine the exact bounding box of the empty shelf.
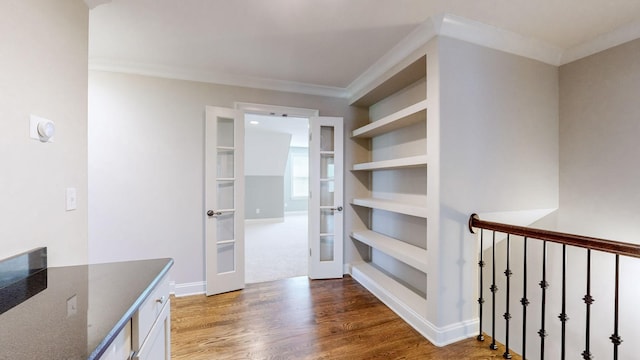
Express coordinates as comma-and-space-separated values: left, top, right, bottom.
352, 100, 427, 138
351, 198, 428, 218
351, 230, 427, 273
351, 262, 427, 318
350, 55, 427, 107
352, 155, 427, 171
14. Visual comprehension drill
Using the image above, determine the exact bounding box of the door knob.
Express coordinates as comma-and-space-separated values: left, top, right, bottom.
207, 210, 222, 217
331, 206, 343, 212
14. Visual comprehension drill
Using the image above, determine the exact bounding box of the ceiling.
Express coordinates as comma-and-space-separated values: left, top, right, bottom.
89, 0, 640, 95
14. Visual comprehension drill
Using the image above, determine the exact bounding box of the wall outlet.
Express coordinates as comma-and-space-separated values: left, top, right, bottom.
256, 208, 260, 214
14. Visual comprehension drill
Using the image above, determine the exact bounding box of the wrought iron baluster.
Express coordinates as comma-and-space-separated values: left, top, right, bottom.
582, 249, 594, 360
490, 231, 498, 350
503, 234, 512, 359
559, 244, 569, 360
478, 229, 485, 341
521, 237, 529, 360
610, 254, 622, 360
539, 240, 548, 360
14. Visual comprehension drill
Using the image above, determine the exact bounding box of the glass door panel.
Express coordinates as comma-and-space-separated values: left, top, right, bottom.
216, 181, 234, 210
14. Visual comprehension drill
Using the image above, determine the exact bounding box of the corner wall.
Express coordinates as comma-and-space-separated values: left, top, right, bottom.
432, 36, 559, 334
554, 37, 640, 359
560, 37, 640, 241
0, 0, 89, 265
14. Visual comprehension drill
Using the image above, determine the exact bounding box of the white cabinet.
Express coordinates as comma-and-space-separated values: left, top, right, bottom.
132, 273, 171, 360
98, 272, 171, 360
100, 321, 132, 360
132, 302, 170, 360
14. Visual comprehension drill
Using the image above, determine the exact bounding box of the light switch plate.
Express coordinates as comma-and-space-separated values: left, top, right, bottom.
66, 188, 77, 211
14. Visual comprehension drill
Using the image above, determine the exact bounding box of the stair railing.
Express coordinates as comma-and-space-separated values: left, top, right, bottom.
469, 213, 640, 360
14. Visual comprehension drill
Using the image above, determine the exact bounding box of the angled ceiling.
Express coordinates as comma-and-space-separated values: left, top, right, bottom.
89, 0, 640, 97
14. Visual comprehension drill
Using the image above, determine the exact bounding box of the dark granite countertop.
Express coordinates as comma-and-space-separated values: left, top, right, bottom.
0, 257, 173, 360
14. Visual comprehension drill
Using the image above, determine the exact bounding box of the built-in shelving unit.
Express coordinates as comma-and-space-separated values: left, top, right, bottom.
348, 52, 429, 335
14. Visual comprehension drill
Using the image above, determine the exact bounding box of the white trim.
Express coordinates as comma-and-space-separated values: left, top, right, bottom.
234, 102, 319, 117
560, 19, 640, 65
89, 59, 348, 99
350, 262, 477, 347
171, 281, 206, 297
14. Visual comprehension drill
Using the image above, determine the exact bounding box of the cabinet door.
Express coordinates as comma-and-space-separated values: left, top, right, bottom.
132, 301, 170, 360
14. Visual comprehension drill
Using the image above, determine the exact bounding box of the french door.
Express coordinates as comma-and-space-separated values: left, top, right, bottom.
308, 116, 344, 279
205, 106, 245, 295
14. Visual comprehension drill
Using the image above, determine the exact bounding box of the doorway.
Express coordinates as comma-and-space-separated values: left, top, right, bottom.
205, 105, 344, 295
243, 113, 310, 283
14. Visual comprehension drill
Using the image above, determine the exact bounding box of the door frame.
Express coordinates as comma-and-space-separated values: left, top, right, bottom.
234, 102, 319, 118
234, 102, 319, 281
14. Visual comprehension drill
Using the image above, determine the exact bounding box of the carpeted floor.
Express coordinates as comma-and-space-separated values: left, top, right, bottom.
245, 213, 308, 283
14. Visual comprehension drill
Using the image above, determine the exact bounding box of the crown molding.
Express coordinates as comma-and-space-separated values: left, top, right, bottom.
345, 13, 565, 103
560, 19, 640, 65
89, 59, 349, 99
90, 14, 640, 100
438, 13, 564, 66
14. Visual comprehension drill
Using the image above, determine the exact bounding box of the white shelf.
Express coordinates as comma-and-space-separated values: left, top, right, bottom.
351, 262, 427, 318
350, 55, 426, 107
351, 230, 427, 273
351, 198, 427, 218
353, 155, 427, 171
352, 99, 427, 138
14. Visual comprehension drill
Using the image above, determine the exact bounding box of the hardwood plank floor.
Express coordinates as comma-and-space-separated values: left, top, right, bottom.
171, 276, 521, 359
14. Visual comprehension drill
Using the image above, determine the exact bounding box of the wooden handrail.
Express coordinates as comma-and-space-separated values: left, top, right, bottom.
468, 213, 640, 259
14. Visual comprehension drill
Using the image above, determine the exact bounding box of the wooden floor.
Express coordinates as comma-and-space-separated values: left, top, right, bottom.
171, 276, 521, 359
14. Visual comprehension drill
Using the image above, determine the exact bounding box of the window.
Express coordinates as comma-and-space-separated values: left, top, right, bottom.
291, 152, 309, 199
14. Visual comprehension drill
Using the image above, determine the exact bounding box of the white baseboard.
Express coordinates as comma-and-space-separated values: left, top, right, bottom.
171, 281, 206, 297
349, 262, 477, 347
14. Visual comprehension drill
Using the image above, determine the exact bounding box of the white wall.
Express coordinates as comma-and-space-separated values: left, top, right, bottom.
88, 71, 367, 293
542, 37, 640, 360
559, 37, 640, 242
0, 0, 89, 266
431, 36, 559, 331
245, 130, 291, 176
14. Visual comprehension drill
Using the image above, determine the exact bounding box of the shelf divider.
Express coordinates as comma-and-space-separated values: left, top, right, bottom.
352, 154, 427, 171
351, 197, 428, 218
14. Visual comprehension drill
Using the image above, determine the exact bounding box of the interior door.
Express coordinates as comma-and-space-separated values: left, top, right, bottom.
205, 106, 245, 295
308, 116, 344, 279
